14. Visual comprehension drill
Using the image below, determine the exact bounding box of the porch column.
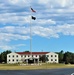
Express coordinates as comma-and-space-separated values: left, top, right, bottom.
26, 59, 28, 64
38, 58, 39, 64
34, 58, 35, 64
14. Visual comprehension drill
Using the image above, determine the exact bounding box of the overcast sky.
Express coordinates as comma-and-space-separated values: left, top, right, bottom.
0, 0, 74, 52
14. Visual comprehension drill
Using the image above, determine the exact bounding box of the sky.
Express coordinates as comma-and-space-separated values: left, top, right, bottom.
0, 0, 74, 53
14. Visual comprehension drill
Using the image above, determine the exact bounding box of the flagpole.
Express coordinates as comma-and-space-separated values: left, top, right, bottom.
30, 7, 36, 60
30, 6, 32, 60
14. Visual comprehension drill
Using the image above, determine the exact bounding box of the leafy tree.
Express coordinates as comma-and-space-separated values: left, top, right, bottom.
63, 51, 72, 64
70, 53, 74, 64
39, 55, 48, 62
57, 50, 74, 64
24, 51, 30, 52
58, 50, 64, 63
0, 50, 11, 63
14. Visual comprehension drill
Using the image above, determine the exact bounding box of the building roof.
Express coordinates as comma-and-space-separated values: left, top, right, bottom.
16, 52, 49, 55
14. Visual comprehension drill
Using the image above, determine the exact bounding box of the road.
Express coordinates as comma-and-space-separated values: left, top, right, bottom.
0, 68, 74, 75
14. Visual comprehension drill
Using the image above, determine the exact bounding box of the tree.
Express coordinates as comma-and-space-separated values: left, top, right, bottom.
63, 51, 72, 64
0, 50, 11, 63
69, 53, 74, 64
24, 51, 30, 52
39, 55, 48, 62
58, 50, 64, 63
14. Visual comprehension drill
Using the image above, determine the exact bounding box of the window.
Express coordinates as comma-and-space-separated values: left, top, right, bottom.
47, 55, 49, 57
48, 59, 49, 61
16, 59, 18, 61
9, 55, 10, 57
12, 55, 14, 57
32, 55, 33, 57
51, 55, 53, 57
51, 59, 53, 61
25, 55, 26, 57
39, 55, 41, 57
21, 55, 23, 57
55, 59, 57, 61
28, 55, 29, 57
16, 55, 18, 57
12, 59, 14, 61
9, 59, 10, 61
36, 55, 37, 57
55, 55, 57, 57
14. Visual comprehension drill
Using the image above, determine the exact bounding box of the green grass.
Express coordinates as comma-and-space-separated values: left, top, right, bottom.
0, 63, 74, 70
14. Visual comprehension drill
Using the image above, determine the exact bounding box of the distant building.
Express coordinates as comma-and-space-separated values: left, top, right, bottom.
7, 52, 58, 64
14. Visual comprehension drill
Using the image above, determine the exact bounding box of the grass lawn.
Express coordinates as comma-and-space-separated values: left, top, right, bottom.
0, 63, 74, 70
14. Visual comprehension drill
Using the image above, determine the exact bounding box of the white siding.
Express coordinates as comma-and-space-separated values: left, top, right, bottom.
46, 52, 58, 63
21, 55, 39, 60
7, 53, 21, 64
7, 52, 58, 64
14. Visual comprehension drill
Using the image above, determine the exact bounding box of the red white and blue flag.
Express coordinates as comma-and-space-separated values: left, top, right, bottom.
31, 7, 36, 12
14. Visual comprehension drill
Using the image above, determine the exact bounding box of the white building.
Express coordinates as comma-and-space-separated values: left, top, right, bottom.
7, 52, 58, 64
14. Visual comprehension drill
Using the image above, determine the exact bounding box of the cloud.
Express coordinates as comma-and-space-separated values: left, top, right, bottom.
0, 13, 30, 25
37, 19, 56, 25
0, 33, 30, 42
56, 24, 74, 36
8, 0, 19, 4
0, 26, 30, 35
0, 45, 12, 50
38, 0, 73, 8
32, 26, 59, 38
0, 0, 31, 7
0, 24, 74, 41
15, 44, 26, 47
38, 0, 50, 5
0, 0, 73, 26
0, 43, 26, 51
32, 24, 74, 38
0, 0, 74, 51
